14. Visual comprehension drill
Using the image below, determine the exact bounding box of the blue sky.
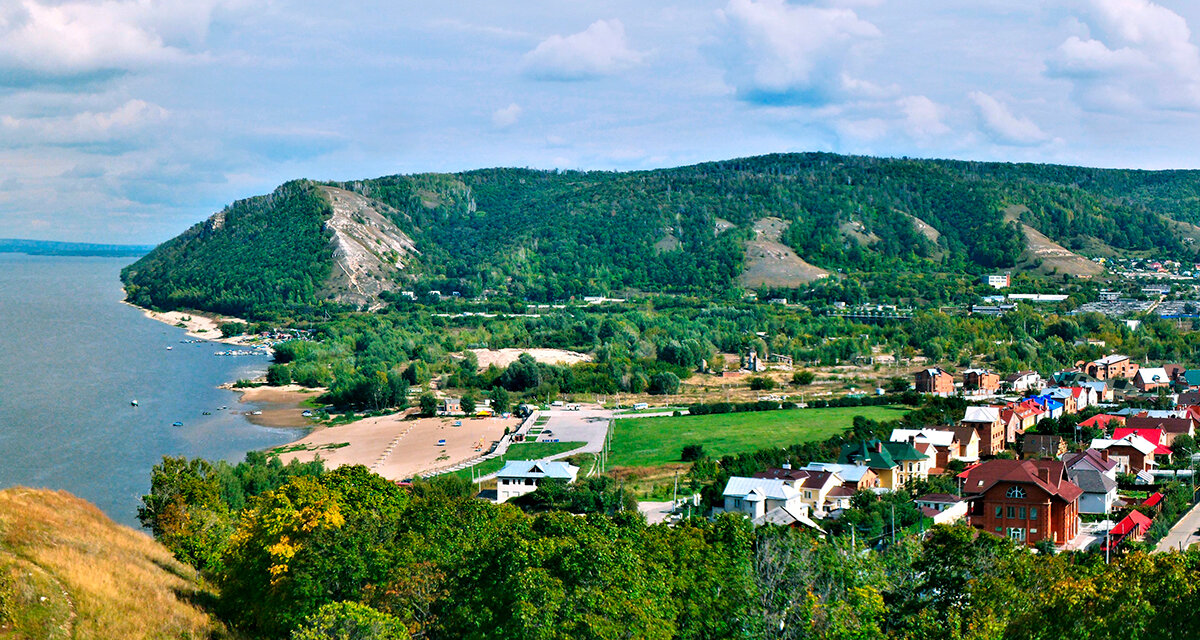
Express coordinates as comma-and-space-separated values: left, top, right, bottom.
3, 0, 1200, 243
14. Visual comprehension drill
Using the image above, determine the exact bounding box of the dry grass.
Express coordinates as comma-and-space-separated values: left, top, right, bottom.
0, 488, 226, 639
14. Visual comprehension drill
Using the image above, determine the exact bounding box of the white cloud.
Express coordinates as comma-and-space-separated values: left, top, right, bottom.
968, 91, 1048, 146
897, 95, 950, 139
492, 102, 522, 128
1, 99, 168, 144
0, 0, 229, 82
717, 0, 881, 105
1049, 0, 1200, 111
523, 19, 643, 81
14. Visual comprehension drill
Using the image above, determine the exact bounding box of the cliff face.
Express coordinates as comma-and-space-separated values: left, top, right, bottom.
318, 185, 418, 310
0, 488, 224, 639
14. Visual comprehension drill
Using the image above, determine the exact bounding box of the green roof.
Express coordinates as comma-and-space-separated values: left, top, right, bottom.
1183, 370, 1200, 386
838, 439, 926, 469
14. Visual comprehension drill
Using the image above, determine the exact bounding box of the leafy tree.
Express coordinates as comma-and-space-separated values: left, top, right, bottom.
648, 372, 681, 395
488, 386, 511, 414
419, 393, 438, 417
291, 602, 409, 640
749, 376, 777, 391
792, 370, 815, 386
460, 394, 476, 415
681, 444, 707, 462
267, 364, 293, 386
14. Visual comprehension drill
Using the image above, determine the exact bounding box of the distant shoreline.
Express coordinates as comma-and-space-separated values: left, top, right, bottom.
122, 300, 257, 348
0, 237, 152, 258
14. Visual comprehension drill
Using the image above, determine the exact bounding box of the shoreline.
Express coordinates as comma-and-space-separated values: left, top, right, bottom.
229, 384, 323, 429
122, 300, 257, 348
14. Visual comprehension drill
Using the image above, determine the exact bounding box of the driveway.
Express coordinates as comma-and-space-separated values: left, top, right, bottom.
1156, 499, 1200, 552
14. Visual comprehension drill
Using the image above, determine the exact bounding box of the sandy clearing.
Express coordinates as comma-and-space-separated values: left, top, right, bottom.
470, 348, 592, 370
277, 413, 517, 480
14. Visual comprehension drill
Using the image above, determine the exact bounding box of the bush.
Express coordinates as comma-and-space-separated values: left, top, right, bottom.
648, 372, 681, 395
266, 364, 292, 386
792, 370, 816, 386
681, 444, 706, 462
749, 376, 777, 391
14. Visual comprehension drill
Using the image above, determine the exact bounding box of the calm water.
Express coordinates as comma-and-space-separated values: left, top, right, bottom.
0, 253, 306, 527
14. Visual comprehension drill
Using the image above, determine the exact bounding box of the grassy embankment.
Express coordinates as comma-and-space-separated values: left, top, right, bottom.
0, 488, 223, 639
609, 405, 912, 468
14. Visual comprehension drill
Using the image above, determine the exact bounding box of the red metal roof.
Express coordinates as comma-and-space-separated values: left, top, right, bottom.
1109, 510, 1153, 537
1143, 492, 1164, 507
1112, 428, 1173, 455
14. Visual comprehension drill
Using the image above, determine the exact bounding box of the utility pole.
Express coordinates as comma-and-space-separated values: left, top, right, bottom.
891, 503, 896, 545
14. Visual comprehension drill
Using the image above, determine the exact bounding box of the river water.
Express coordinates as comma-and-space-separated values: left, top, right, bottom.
0, 253, 305, 527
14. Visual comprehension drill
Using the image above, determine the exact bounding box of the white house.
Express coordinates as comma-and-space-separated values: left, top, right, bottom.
1067, 468, 1119, 515
495, 460, 580, 503
914, 493, 968, 524
1004, 371, 1044, 392
983, 274, 1011, 289
722, 477, 803, 519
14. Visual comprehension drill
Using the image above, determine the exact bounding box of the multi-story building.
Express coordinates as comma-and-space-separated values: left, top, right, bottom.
915, 367, 954, 395
960, 459, 1082, 546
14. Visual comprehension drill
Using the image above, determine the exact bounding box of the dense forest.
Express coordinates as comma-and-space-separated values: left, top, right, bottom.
122, 180, 337, 316
122, 153, 1200, 315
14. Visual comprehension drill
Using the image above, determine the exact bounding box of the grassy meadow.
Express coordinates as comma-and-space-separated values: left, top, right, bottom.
609, 405, 912, 468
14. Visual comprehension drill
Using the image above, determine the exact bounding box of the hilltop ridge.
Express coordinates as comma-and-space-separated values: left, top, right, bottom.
121, 152, 1200, 316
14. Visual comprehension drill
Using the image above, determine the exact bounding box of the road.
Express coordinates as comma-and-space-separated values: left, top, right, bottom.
531, 407, 613, 453
1156, 499, 1200, 552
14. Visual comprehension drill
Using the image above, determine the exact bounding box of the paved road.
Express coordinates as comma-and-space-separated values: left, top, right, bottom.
532, 407, 612, 453
1156, 499, 1200, 552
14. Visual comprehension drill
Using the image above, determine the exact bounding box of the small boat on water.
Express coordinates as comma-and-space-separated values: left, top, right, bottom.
166, 346, 173, 350
201, 411, 212, 415
130, 400, 138, 407
172, 421, 183, 427
251, 410, 262, 415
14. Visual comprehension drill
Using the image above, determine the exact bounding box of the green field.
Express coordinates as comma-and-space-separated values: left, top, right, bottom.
609, 405, 911, 468
450, 441, 586, 480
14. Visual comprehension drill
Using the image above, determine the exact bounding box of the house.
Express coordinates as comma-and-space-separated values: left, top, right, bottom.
1080, 380, 1112, 402
802, 462, 880, 491
1044, 388, 1078, 415
1069, 386, 1098, 411
824, 486, 856, 512
889, 428, 955, 467
1111, 427, 1173, 460
1101, 510, 1153, 551
1078, 413, 1124, 433
1005, 403, 1038, 439
1004, 371, 1044, 393
959, 459, 1083, 545
915, 367, 954, 395
1178, 370, 1200, 389
838, 440, 929, 490
1063, 449, 1119, 480
1134, 367, 1172, 393
495, 460, 580, 503
1124, 413, 1195, 445
752, 504, 824, 531
722, 477, 803, 520
983, 274, 1011, 289
1066, 468, 1118, 514
963, 369, 1001, 394
962, 406, 1005, 457
440, 397, 462, 414
914, 493, 969, 524
1022, 435, 1067, 460
1029, 395, 1065, 420
753, 467, 844, 516
1089, 434, 1159, 473
1080, 354, 1139, 380
1018, 399, 1048, 425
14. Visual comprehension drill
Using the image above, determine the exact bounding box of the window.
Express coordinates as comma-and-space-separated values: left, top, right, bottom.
1030, 507, 1038, 520
1018, 507, 1026, 519
1007, 527, 1026, 542
1007, 506, 1016, 519
995, 506, 1003, 518
1006, 486, 1027, 499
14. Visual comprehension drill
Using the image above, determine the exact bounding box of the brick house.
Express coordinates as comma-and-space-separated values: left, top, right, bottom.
915, 367, 954, 395
1134, 367, 1171, 393
1089, 434, 1159, 473
959, 459, 1082, 546
1080, 354, 1139, 380
963, 369, 1001, 394
962, 406, 1005, 457
1125, 414, 1195, 446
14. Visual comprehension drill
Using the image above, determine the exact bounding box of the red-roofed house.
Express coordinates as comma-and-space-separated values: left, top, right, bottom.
960, 459, 1083, 546
1101, 510, 1153, 551
1125, 415, 1195, 446
1079, 414, 1125, 433
1112, 427, 1173, 457
1143, 492, 1164, 510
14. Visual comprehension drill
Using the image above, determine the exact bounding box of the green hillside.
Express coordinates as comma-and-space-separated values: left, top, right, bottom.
122, 153, 1200, 316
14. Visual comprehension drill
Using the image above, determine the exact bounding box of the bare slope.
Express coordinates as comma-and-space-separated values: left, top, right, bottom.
319, 186, 419, 310
0, 488, 222, 639
737, 217, 830, 288
1004, 205, 1104, 277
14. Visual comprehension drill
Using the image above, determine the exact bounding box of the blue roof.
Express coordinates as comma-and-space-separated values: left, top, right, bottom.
496, 459, 578, 480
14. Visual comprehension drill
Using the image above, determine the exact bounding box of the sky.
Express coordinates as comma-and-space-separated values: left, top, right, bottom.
4, 0, 1200, 243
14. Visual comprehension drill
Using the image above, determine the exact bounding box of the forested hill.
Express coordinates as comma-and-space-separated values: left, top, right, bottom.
123, 153, 1200, 316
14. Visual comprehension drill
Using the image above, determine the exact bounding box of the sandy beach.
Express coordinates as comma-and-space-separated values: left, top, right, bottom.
129, 304, 257, 346
235, 384, 322, 428
277, 413, 517, 480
